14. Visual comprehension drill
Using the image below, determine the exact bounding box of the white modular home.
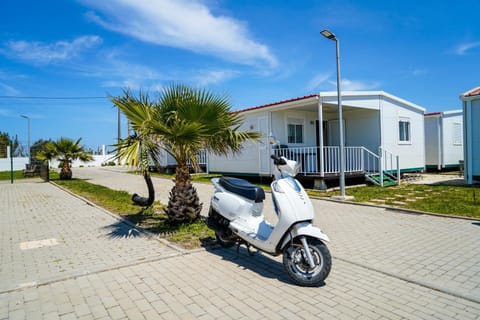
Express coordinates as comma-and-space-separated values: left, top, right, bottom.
424, 110, 463, 171
150, 149, 208, 173
208, 91, 426, 188
461, 86, 480, 184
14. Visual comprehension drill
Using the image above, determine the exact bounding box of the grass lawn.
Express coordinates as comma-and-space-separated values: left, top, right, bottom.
0, 170, 36, 181
52, 176, 214, 249
308, 183, 480, 219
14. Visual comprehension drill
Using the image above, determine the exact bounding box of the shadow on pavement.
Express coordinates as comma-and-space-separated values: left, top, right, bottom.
202, 239, 327, 288
101, 220, 142, 238
473, 222, 480, 227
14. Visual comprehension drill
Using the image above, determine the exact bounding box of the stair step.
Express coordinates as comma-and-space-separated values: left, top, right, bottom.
365, 173, 397, 187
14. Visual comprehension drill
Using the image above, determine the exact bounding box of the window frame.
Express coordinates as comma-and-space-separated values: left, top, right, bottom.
286, 116, 305, 145
452, 122, 463, 146
398, 117, 411, 144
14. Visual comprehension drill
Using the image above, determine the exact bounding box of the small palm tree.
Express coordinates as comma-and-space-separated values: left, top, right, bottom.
111, 90, 164, 207
111, 84, 259, 224
36, 137, 93, 179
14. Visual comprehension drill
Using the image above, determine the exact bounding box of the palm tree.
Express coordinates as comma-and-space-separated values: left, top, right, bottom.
111, 84, 259, 224
36, 137, 93, 179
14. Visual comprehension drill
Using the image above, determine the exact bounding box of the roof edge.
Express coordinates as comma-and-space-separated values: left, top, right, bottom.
460, 86, 480, 98
424, 109, 462, 117
234, 90, 425, 114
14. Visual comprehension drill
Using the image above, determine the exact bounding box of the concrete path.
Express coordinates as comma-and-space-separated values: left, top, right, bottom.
1, 169, 480, 319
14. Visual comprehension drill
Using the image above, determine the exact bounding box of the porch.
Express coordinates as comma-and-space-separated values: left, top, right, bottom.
273, 145, 400, 187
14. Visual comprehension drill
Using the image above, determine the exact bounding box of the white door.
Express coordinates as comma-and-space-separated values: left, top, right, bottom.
258, 116, 270, 174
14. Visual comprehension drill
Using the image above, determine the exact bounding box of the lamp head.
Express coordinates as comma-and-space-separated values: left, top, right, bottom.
320, 29, 337, 40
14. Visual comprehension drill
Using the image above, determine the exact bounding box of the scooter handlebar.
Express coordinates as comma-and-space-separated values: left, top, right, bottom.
271, 154, 287, 165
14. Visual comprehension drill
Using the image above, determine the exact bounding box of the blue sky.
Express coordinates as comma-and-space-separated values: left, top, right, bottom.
1, 0, 479, 150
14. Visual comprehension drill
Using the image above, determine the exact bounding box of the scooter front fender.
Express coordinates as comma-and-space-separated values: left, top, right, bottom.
280, 221, 330, 251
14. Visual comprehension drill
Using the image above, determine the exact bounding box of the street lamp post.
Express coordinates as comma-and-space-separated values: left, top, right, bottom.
20, 114, 31, 163
320, 29, 346, 198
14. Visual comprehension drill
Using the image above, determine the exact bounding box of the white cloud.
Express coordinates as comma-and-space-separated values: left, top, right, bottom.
454, 41, 480, 55
3, 36, 102, 64
191, 69, 239, 86
307, 73, 331, 91
93, 59, 165, 90
0, 82, 20, 95
0, 108, 12, 116
331, 79, 381, 91
81, 0, 277, 68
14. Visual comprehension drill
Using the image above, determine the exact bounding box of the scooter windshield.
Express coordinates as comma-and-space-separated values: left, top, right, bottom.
285, 176, 302, 192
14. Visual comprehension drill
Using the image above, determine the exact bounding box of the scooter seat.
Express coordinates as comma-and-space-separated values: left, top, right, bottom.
219, 177, 266, 203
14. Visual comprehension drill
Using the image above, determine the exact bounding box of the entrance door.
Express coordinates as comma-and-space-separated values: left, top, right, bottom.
258, 116, 270, 174
315, 120, 328, 146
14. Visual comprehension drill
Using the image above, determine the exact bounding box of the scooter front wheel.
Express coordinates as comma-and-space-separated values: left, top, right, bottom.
283, 238, 331, 286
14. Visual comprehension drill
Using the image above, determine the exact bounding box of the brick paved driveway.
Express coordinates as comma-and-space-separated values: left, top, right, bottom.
1, 171, 480, 319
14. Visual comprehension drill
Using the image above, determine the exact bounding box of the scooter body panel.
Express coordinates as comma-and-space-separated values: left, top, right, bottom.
262, 177, 316, 248
279, 221, 330, 251
211, 178, 264, 220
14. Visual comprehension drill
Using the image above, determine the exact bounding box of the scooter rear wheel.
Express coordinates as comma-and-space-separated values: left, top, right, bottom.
215, 232, 236, 248
283, 238, 331, 286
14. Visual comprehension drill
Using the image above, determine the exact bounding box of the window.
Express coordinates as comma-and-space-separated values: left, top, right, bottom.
398, 118, 411, 143
453, 122, 462, 145
287, 118, 304, 144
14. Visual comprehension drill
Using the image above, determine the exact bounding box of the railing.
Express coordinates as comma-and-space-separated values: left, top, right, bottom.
273, 146, 399, 185
196, 149, 207, 166
274, 146, 370, 175
185, 149, 208, 173
378, 147, 400, 185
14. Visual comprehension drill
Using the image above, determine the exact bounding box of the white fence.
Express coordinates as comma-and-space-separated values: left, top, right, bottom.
0, 144, 116, 172
273, 145, 399, 179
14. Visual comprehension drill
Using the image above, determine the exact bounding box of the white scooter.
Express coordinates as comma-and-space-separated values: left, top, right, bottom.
207, 151, 332, 286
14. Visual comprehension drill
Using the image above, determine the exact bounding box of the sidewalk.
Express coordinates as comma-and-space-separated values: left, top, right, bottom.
73, 167, 480, 303
1, 171, 480, 319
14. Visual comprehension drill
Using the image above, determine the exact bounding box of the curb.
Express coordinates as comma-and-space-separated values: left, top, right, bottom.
49, 181, 198, 254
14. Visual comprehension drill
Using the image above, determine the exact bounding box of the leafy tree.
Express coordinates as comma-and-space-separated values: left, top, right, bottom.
0, 132, 27, 157
36, 137, 93, 179
0, 132, 9, 158
111, 84, 260, 224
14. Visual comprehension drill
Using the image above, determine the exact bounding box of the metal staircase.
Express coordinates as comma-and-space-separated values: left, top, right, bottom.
363, 147, 400, 187
365, 172, 398, 187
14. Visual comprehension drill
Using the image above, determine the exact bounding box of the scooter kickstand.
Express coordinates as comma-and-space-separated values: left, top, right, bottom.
235, 242, 241, 259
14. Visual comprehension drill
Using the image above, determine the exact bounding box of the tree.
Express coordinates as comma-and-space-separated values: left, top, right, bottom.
0, 132, 27, 157
0, 132, 9, 158
111, 84, 260, 224
36, 137, 93, 179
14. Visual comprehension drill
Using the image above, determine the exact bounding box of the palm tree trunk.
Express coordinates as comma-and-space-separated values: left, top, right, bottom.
60, 160, 72, 180
166, 164, 202, 224
132, 171, 155, 207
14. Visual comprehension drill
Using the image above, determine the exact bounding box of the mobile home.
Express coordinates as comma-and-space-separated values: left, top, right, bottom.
208, 91, 426, 188
461, 86, 480, 184
424, 110, 463, 171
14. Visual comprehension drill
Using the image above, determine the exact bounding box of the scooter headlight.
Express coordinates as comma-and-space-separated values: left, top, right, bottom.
272, 181, 284, 193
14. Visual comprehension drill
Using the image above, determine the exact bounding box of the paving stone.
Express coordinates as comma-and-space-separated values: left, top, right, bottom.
2, 173, 480, 320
